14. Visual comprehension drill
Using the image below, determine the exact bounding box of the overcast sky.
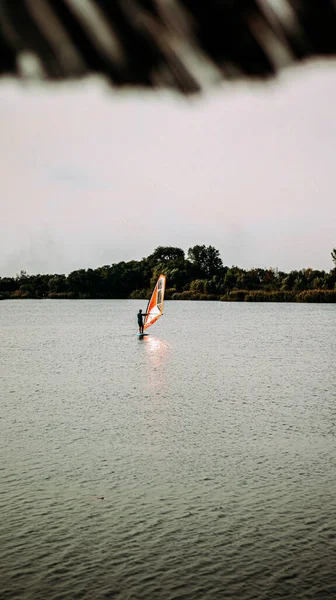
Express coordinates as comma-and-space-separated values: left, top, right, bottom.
1, 60, 335, 277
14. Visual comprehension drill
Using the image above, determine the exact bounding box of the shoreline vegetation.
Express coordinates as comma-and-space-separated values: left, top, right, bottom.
1, 246, 336, 303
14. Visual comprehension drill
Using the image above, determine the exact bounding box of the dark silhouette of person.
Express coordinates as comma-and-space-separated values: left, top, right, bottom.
137, 309, 148, 334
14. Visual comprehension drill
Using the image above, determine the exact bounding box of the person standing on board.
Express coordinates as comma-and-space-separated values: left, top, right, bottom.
137, 309, 148, 334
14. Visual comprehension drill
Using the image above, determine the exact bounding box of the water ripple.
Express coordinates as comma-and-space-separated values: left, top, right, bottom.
1, 300, 336, 599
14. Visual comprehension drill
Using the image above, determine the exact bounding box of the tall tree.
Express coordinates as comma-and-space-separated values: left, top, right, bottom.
187, 245, 223, 278
331, 247, 336, 266
148, 246, 185, 265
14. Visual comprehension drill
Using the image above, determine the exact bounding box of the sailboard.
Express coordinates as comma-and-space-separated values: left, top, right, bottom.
144, 274, 166, 331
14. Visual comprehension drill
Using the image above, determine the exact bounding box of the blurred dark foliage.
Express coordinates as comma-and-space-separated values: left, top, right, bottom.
1, 1, 336, 93
1, 245, 335, 301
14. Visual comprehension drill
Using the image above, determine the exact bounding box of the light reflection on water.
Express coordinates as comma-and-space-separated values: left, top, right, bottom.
145, 335, 170, 365
1, 300, 336, 600
143, 335, 170, 392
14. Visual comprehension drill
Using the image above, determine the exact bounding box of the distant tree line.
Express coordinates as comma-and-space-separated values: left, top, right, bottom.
1, 245, 336, 303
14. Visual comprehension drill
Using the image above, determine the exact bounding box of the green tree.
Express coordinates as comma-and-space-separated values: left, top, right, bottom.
281, 270, 300, 291
147, 246, 185, 265
0, 277, 18, 294
48, 274, 68, 294
235, 269, 260, 290
103, 261, 150, 298
15, 270, 28, 281
187, 245, 223, 278
190, 279, 208, 293
4, 244, 336, 301
223, 267, 240, 290
331, 248, 336, 266
67, 269, 88, 296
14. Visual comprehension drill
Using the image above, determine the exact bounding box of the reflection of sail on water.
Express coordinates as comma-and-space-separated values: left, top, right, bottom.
144, 274, 166, 330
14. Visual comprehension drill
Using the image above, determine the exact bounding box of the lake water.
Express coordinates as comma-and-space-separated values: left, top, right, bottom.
1, 300, 336, 600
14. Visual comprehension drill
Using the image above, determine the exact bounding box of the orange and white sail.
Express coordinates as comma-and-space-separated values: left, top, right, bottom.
144, 274, 166, 330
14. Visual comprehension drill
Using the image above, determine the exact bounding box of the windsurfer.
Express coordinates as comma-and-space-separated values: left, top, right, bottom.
137, 309, 148, 334
136, 275, 166, 337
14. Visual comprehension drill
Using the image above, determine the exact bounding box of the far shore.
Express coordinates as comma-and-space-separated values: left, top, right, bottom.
1, 244, 336, 303
1, 290, 336, 303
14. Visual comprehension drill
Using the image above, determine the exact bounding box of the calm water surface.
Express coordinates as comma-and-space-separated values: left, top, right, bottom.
1, 300, 335, 599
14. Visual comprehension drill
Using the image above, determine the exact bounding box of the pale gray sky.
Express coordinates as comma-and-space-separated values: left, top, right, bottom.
1, 60, 335, 277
